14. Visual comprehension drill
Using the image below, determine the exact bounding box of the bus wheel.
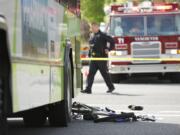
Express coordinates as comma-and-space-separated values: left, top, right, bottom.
49, 58, 72, 127
170, 73, 180, 83
0, 78, 7, 135
23, 108, 47, 127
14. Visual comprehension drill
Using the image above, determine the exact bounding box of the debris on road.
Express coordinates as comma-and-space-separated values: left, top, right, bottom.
128, 105, 144, 111
72, 102, 156, 123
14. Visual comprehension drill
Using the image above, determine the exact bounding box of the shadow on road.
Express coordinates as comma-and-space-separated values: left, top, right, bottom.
119, 77, 180, 86
89, 75, 180, 86
82, 92, 143, 97
111, 92, 142, 97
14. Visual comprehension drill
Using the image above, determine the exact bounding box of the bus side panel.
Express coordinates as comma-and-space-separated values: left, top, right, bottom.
0, 0, 23, 56
1, 0, 66, 113
74, 39, 82, 96
0, 0, 23, 113
49, 67, 63, 103
65, 11, 82, 97
12, 63, 50, 112
0, 0, 81, 113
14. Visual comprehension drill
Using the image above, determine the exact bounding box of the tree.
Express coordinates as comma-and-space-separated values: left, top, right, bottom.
81, 0, 105, 23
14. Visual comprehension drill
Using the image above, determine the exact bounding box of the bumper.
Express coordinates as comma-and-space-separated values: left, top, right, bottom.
109, 64, 180, 74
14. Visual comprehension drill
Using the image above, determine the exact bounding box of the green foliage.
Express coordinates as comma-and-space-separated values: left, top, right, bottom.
81, 0, 105, 23
105, 0, 126, 4
105, 0, 112, 4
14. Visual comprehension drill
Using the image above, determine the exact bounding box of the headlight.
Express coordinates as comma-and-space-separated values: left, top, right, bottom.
109, 50, 127, 56
116, 50, 128, 56
109, 51, 116, 56
165, 49, 177, 54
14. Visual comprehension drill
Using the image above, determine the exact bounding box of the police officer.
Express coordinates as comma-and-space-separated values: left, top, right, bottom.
81, 22, 115, 94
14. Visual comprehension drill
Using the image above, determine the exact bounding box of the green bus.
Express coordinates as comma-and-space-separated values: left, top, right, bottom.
0, 0, 82, 130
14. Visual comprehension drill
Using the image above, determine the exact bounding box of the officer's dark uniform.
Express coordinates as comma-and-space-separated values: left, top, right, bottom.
84, 30, 115, 93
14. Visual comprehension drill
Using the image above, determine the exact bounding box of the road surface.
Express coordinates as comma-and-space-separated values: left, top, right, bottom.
3, 67, 180, 135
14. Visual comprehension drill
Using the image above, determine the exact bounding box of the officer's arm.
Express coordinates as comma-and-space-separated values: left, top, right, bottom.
104, 34, 115, 51
89, 38, 94, 45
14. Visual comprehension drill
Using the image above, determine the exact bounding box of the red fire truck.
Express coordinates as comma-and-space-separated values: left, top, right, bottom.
107, 1, 180, 83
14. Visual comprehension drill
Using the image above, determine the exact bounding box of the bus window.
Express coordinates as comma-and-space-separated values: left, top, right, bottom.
21, 0, 64, 59
21, 0, 48, 58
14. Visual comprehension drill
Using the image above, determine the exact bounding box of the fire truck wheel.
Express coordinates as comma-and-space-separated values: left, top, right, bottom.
170, 73, 180, 83
110, 74, 120, 83
48, 57, 72, 127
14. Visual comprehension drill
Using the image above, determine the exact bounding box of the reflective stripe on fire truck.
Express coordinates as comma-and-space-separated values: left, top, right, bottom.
81, 57, 180, 61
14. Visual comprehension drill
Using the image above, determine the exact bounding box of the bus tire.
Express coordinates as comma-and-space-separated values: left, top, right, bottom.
0, 78, 3, 127
23, 108, 47, 127
0, 78, 7, 135
49, 57, 72, 127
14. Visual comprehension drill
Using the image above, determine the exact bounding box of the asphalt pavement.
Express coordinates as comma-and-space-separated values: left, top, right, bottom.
2, 66, 180, 135
5, 119, 180, 135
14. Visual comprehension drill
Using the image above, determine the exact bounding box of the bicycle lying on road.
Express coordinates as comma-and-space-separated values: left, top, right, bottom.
72, 102, 156, 123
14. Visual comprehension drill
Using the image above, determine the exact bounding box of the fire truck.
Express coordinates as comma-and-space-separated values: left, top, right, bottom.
108, 1, 180, 83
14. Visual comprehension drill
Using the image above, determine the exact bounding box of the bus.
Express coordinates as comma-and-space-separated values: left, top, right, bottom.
0, 0, 82, 130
